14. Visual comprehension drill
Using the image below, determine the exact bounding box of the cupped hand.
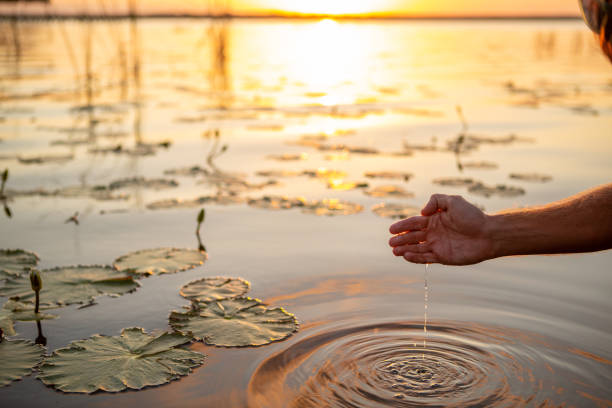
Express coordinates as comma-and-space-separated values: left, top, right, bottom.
388, 194, 493, 265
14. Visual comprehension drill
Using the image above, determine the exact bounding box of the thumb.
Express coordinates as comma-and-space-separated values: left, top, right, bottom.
421, 194, 449, 216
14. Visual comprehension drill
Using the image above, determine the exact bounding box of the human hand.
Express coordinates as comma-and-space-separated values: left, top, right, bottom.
388, 194, 493, 265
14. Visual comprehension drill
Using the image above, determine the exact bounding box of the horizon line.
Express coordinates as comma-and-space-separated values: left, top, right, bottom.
0, 12, 582, 20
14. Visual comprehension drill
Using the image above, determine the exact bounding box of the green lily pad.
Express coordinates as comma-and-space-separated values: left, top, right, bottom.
266, 153, 308, 161
0, 249, 39, 278
364, 185, 414, 198
3, 300, 58, 322
248, 196, 307, 210
146, 195, 243, 210
17, 154, 74, 165
0, 339, 45, 387
372, 203, 420, 219
302, 199, 363, 216
108, 177, 178, 190
255, 170, 301, 178
163, 166, 207, 177
180, 277, 250, 303
0, 266, 139, 307
37, 328, 205, 393
461, 161, 498, 170
0, 307, 16, 337
169, 298, 298, 347
113, 248, 208, 276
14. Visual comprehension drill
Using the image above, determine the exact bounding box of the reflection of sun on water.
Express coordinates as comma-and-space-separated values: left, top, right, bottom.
265, 0, 395, 15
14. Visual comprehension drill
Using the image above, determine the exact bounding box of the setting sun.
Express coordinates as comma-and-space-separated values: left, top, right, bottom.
252, 0, 397, 16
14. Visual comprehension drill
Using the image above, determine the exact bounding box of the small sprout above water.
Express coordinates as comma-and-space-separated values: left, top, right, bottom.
64, 211, 79, 226
196, 208, 206, 252
0, 168, 8, 197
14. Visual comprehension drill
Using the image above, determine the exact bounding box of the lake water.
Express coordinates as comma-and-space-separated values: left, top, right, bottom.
0, 17, 611, 407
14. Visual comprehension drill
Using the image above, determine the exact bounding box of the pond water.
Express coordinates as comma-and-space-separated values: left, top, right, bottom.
1, 17, 611, 407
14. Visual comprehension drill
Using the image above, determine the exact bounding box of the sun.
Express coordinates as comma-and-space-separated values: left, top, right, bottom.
255, 0, 396, 16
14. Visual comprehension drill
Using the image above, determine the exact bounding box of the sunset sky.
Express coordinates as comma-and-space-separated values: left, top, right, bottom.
2, 0, 581, 17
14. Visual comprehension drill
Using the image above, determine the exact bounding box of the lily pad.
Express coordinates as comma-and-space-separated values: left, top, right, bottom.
113, 248, 207, 276
255, 170, 301, 178
146, 195, 243, 210
0, 249, 39, 277
468, 182, 525, 198
266, 153, 308, 161
0, 266, 139, 307
302, 199, 363, 216
327, 180, 369, 191
302, 169, 347, 180
180, 277, 250, 303
432, 177, 477, 187
372, 203, 420, 219
0, 339, 44, 387
248, 196, 307, 210
169, 298, 298, 347
2, 300, 58, 325
0, 306, 16, 336
509, 173, 552, 182
17, 154, 74, 165
108, 177, 178, 190
364, 171, 412, 181
461, 161, 498, 170
37, 328, 205, 393
163, 166, 207, 177
364, 185, 414, 198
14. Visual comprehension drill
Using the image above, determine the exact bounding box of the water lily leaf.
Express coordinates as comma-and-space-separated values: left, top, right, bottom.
364, 185, 414, 198
509, 173, 552, 182
37, 328, 205, 393
169, 298, 298, 347
2, 300, 58, 322
432, 177, 477, 187
146, 195, 243, 210
0, 249, 39, 277
266, 153, 308, 161
364, 171, 413, 181
0, 266, 139, 306
468, 182, 525, 198
0, 339, 44, 387
372, 203, 420, 219
255, 170, 301, 178
113, 248, 207, 276
248, 196, 307, 210
327, 180, 369, 191
180, 277, 250, 303
302, 199, 363, 216
163, 166, 207, 177
17, 154, 74, 165
301, 169, 347, 180
108, 177, 178, 190
0, 307, 16, 336
461, 161, 498, 170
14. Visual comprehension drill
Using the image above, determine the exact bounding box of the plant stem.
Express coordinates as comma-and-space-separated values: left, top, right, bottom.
35, 290, 40, 314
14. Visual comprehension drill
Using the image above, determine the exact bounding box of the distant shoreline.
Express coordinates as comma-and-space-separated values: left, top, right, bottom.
0, 13, 582, 22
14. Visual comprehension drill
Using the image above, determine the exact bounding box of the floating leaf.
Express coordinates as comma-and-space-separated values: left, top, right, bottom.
180, 277, 250, 303
169, 298, 297, 347
468, 182, 525, 198
113, 248, 207, 276
248, 196, 307, 210
364, 171, 413, 181
255, 170, 301, 178
0, 339, 44, 387
108, 177, 178, 190
432, 177, 477, 187
266, 153, 308, 161
0, 266, 139, 307
372, 203, 420, 219
2, 300, 58, 323
461, 161, 499, 170
302, 168, 347, 180
327, 180, 369, 191
364, 185, 414, 198
509, 173, 552, 183
146, 195, 243, 210
0, 249, 39, 278
17, 154, 74, 165
163, 166, 207, 177
0, 306, 16, 337
302, 199, 363, 216
37, 328, 204, 393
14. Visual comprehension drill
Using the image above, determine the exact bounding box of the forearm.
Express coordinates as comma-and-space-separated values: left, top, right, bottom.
486, 183, 612, 258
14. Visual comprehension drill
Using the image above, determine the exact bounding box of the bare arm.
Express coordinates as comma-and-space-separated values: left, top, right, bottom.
388, 183, 612, 265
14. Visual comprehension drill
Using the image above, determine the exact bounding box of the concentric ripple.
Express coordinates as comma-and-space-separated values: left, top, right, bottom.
248, 320, 571, 407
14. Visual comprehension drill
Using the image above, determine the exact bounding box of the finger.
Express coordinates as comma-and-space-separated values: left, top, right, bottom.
389, 216, 428, 235
421, 194, 450, 216
403, 252, 438, 264
393, 242, 431, 256
389, 230, 427, 247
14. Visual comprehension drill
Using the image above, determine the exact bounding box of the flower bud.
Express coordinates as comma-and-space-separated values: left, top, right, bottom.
29, 269, 42, 292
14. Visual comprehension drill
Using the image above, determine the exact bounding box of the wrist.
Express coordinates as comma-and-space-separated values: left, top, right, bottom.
482, 213, 506, 261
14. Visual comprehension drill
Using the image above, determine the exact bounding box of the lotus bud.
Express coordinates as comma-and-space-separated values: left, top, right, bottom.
197, 208, 205, 225
30, 269, 42, 292
1, 168, 7, 183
